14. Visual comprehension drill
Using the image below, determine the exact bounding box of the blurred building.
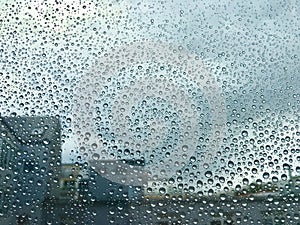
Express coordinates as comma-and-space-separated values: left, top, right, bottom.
1, 116, 299, 225
52, 163, 89, 201
0, 116, 61, 225
42, 161, 143, 225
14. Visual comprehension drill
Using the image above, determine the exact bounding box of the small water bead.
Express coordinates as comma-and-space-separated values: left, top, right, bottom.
263, 172, 270, 179
182, 145, 188, 152
205, 171, 213, 178
159, 187, 166, 194
241, 130, 248, 137
228, 161, 234, 168
92, 153, 100, 160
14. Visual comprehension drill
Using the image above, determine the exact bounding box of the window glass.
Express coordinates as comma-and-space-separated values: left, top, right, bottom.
0, 0, 299, 224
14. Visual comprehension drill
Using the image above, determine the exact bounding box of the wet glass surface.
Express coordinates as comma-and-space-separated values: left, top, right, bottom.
0, 0, 299, 224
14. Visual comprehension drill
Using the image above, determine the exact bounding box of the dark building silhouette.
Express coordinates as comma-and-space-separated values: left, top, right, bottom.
0, 116, 61, 225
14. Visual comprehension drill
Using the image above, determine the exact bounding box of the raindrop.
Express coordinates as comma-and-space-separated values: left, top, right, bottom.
159, 187, 166, 194
182, 145, 188, 152
241, 130, 248, 137
263, 172, 270, 179
205, 171, 213, 178
228, 161, 234, 168
92, 153, 100, 160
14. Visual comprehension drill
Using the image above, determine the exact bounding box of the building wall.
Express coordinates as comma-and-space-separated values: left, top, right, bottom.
0, 116, 61, 225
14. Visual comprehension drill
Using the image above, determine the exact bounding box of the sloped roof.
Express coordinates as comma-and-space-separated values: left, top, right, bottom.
0, 116, 61, 144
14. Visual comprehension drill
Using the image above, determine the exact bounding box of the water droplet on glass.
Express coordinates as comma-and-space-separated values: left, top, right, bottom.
205, 171, 213, 178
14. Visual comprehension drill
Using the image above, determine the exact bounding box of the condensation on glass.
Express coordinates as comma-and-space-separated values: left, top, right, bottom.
0, 0, 299, 225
